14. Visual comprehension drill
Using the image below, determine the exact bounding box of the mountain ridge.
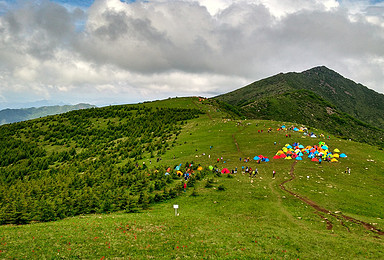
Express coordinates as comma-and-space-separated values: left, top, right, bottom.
214, 66, 384, 146
215, 66, 384, 129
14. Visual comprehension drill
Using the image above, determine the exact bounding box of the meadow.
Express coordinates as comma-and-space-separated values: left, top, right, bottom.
0, 98, 383, 259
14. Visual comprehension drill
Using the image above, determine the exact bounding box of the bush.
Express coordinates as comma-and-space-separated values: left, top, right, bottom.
217, 184, 226, 191
190, 188, 198, 197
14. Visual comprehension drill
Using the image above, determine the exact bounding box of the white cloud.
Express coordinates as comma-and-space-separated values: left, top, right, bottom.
0, 0, 383, 108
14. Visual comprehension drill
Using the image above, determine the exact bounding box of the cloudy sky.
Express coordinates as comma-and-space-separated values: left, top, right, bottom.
0, 0, 383, 108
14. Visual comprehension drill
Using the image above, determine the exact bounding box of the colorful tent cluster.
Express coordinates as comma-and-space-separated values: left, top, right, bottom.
253, 155, 270, 162
273, 142, 347, 162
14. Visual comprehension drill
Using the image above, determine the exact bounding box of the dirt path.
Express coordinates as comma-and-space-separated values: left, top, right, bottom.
192, 100, 213, 121
280, 161, 384, 236
231, 123, 250, 155
232, 134, 241, 153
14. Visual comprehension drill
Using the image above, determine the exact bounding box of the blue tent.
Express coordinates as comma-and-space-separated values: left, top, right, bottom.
339, 153, 347, 158
175, 163, 182, 171
296, 157, 303, 160
253, 156, 260, 161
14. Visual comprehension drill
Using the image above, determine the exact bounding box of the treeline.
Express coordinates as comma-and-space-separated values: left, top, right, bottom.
0, 105, 202, 224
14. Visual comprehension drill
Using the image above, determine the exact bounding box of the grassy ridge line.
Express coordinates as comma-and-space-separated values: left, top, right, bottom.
1, 99, 384, 259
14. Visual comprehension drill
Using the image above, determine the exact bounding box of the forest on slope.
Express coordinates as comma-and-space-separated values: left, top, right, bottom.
0, 102, 203, 224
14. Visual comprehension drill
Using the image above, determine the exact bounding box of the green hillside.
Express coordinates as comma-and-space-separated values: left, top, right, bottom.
0, 97, 383, 259
215, 67, 384, 147
0, 103, 95, 125
215, 66, 384, 130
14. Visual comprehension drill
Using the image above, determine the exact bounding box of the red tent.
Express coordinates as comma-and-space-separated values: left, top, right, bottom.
273, 155, 281, 159
221, 168, 230, 174
280, 154, 287, 158
311, 158, 319, 162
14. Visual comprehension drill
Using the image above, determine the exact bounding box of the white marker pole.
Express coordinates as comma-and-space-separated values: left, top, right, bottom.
173, 205, 179, 216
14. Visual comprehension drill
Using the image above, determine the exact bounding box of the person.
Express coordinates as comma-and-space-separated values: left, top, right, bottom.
253, 168, 258, 177
345, 167, 351, 174
319, 158, 322, 164
273, 170, 276, 178
183, 182, 187, 192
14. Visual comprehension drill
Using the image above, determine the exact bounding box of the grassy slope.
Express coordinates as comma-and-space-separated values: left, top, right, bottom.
239, 90, 384, 146
215, 66, 384, 130
1, 98, 384, 259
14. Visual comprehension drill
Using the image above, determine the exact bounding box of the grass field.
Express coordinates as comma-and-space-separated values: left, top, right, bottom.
1, 98, 384, 259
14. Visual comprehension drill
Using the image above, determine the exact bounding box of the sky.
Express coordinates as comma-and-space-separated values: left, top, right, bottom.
0, 0, 384, 108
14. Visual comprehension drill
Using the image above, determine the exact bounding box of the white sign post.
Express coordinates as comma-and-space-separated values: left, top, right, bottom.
173, 204, 179, 216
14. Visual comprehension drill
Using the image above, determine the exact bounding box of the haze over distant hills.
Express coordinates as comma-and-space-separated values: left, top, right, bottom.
0, 103, 95, 125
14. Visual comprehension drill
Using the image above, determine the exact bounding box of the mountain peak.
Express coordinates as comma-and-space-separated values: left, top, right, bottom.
302, 66, 342, 78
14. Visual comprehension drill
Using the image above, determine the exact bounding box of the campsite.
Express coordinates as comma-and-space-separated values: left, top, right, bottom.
0, 97, 383, 259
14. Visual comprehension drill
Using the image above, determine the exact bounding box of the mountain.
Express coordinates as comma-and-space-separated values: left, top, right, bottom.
0, 97, 383, 259
214, 66, 384, 146
0, 103, 96, 125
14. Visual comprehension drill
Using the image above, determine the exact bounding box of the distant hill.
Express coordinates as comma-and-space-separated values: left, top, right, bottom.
214, 66, 384, 146
0, 103, 96, 125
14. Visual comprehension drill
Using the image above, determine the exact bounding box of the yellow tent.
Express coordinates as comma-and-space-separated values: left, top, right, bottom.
331, 158, 338, 162
197, 166, 203, 171
334, 148, 340, 153
333, 153, 340, 158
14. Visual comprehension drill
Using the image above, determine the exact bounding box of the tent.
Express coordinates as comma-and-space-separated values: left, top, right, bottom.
311, 158, 319, 162
298, 144, 305, 149
333, 153, 340, 158
253, 156, 260, 161
175, 163, 182, 171
334, 148, 340, 153
273, 155, 281, 159
339, 153, 347, 158
296, 157, 303, 161
197, 166, 203, 171
331, 158, 338, 163
221, 168, 230, 174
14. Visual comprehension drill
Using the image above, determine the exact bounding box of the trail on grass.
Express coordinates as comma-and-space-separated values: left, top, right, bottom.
232, 123, 250, 155
192, 100, 213, 121
280, 161, 384, 236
